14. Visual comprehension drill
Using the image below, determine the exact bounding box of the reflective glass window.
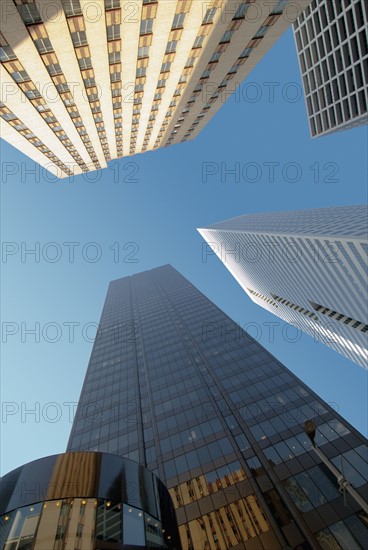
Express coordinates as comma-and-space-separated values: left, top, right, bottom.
123, 504, 145, 545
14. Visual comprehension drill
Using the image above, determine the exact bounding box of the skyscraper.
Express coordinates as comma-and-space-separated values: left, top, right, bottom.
0, 0, 312, 178
67, 265, 368, 548
293, 0, 368, 137
199, 205, 368, 369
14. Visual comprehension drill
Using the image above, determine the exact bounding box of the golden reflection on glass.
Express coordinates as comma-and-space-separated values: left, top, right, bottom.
179, 495, 270, 549
169, 462, 247, 509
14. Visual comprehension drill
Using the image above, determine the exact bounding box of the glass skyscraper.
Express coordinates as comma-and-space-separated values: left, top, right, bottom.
67, 265, 368, 549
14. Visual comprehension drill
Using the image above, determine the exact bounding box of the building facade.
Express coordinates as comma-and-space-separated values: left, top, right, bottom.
0, 0, 312, 178
293, 0, 368, 137
67, 265, 368, 549
0, 451, 182, 549
199, 205, 368, 369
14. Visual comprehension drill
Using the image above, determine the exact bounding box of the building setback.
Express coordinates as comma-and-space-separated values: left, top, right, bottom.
199, 205, 368, 369
293, 0, 368, 137
67, 265, 368, 549
0, 0, 312, 178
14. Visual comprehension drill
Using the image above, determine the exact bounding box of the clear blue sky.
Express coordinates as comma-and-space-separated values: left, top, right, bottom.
1, 27, 367, 476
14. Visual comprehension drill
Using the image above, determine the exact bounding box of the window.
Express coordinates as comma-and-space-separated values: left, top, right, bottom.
107, 25, 120, 40
202, 7, 217, 24
109, 51, 120, 64
136, 67, 146, 77
96, 501, 122, 542
185, 57, 195, 68
0, 46, 16, 62
1, 112, 17, 121
284, 467, 340, 513
271, 0, 289, 14
17, 3, 42, 24
10, 70, 30, 83
79, 57, 92, 69
138, 46, 149, 59
172, 12, 185, 29
46, 63, 62, 76
235, 433, 250, 451
166, 40, 177, 53
56, 82, 70, 93
34, 37, 53, 54
254, 26, 269, 39
161, 62, 171, 73
220, 30, 233, 43
233, 3, 249, 19
61, 0, 82, 16
193, 35, 205, 48
140, 18, 153, 35
209, 52, 221, 63
71, 31, 87, 47
105, 0, 121, 8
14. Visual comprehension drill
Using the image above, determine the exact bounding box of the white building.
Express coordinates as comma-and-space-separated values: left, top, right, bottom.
0, 0, 312, 178
198, 205, 368, 368
293, 0, 368, 137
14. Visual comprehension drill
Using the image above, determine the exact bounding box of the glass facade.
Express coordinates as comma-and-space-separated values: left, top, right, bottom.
67, 265, 368, 549
0, 451, 181, 549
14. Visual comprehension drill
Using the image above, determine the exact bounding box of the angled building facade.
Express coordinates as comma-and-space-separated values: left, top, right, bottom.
67, 265, 368, 548
293, 0, 368, 137
0, 0, 312, 178
199, 205, 368, 369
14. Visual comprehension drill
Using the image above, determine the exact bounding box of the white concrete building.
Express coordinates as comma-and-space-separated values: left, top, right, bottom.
1, 0, 312, 178
199, 205, 368, 368
293, 0, 368, 137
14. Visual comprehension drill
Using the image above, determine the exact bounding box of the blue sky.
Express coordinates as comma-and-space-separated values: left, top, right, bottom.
1, 27, 367, 476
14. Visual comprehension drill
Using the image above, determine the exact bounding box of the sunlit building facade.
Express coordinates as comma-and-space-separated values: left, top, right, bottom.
0, 0, 312, 178
67, 265, 368, 548
199, 205, 368, 369
293, 0, 368, 137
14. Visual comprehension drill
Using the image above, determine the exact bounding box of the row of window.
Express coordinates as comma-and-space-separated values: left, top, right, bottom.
173, 12, 278, 145
263, 420, 350, 465
169, 460, 247, 508
163, 437, 235, 480
315, 513, 368, 550
149, 4, 220, 151
178, 496, 270, 548
0, 499, 167, 548
2, 52, 89, 171
62, 5, 111, 161
14, 1, 102, 169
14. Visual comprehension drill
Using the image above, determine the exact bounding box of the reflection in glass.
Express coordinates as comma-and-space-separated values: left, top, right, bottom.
123, 504, 145, 545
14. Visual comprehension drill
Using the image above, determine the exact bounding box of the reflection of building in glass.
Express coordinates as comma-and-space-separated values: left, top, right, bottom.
0, 451, 181, 549
0, 0, 312, 178
199, 205, 368, 368
67, 265, 368, 548
293, 0, 368, 137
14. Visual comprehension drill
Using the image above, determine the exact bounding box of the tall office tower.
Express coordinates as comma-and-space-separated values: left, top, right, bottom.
198, 204, 368, 369
67, 265, 368, 549
293, 0, 368, 137
0, 0, 312, 179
